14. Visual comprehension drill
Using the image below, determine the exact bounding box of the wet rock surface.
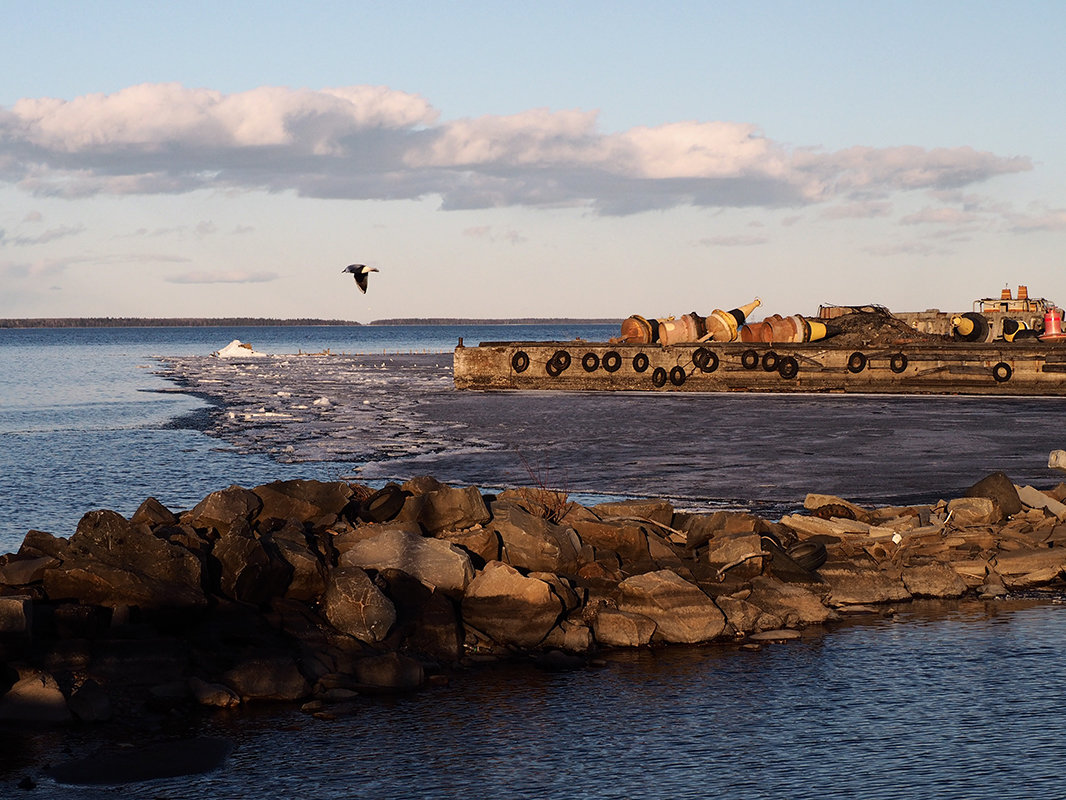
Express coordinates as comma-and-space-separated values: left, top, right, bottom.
2, 471, 1066, 735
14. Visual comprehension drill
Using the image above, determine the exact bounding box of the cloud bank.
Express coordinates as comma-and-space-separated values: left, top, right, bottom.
0, 83, 1032, 215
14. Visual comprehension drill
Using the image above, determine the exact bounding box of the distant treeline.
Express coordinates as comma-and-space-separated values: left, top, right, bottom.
0, 318, 362, 329
0, 317, 623, 329
369, 318, 623, 325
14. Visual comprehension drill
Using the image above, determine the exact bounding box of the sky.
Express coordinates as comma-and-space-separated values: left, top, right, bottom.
1, 0, 1064, 323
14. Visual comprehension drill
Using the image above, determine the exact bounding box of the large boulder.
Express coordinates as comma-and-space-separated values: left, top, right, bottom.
253, 479, 353, 524
819, 564, 911, 606
322, 566, 396, 643
221, 655, 311, 702
213, 531, 293, 605
964, 472, 1022, 517
569, 517, 651, 564
183, 485, 263, 534
0, 667, 70, 722
267, 524, 328, 601
415, 485, 491, 533
703, 532, 764, 580
339, 529, 474, 596
901, 562, 969, 598
43, 510, 206, 609
461, 561, 564, 647
375, 569, 463, 662
946, 497, 1001, 527
746, 576, 835, 627
616, 570, 726, 644
353, 652, 425, 691
591, 609, 657, 647
489, 501, 581, 576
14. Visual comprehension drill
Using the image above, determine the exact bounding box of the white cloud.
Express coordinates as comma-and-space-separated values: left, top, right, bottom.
899, 207, 981, 225
165, 270, 278, 284
0, 83, 1033, 216
697, 235, 769, 247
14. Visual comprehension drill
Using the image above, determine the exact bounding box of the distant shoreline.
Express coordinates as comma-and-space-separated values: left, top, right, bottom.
0, 317, 622, 329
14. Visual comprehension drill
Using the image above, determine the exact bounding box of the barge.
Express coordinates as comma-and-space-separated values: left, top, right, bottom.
453, 287, 1066, 396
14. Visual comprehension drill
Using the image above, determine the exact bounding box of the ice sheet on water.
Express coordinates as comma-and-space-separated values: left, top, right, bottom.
155, 353, 1066, 514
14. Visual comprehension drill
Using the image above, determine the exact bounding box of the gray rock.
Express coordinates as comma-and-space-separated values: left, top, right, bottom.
130, 496, 179, 527
222, 655, 311, 702
591, 609, 657, 647
593, 498, 674, 526
68, 679, 112, 722
0, 668, 71, 722
490, 501, 581, 576
43, 510, 206, 609
901, 562, 969, 598
964, 471, 1022, 516
417, 485, 491, 533
213, 532, 293, 605
339, 529, 475, 595
188, 677, 241, 708
569, 517, 651, 564
461, 561, 563, 647
819, 564, 912, 606
747, 576, 835, 627
0, 595, 32, 633
183, 485, 263, 533
617, 570, 726, 644
0, 555, 58, 586
253, 479, 353, 523
322, 566, 396, 643
354, 652, 425, 691
267, 524, 328, 602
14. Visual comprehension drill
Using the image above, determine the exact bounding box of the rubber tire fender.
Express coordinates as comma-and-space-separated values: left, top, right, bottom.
511, 350, 530, 373
669, 366, 687, 386
787, 541, 828, 572
741, 349, 760, 370
602, 351, 622, 373
581, 352, 600, 372
651, 366, 668, 387
889, 353, 908, 374
632, 353, 650, 373
847, 352, 867, 373
693, 347, 719, 373
778, 355, 799, 380
992, 361, 1013, 383
361, 483, 406, 523
761, 351, 779, 372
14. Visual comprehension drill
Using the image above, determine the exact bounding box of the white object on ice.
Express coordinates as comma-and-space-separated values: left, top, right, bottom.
1049, 449, 1066, 472
313, 396, 332, 407
214, 339, 267, 358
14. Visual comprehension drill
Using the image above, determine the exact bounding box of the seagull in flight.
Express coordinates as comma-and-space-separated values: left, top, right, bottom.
342, 264, 379, 294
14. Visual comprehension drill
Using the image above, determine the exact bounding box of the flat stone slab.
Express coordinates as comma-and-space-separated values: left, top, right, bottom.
748, 629, 802, 642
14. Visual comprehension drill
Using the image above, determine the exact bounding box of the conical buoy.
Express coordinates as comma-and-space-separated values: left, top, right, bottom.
1040, 308, 1066, 341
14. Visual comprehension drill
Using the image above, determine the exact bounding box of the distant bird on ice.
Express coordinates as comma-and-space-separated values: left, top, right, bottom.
342, 264, 378, 294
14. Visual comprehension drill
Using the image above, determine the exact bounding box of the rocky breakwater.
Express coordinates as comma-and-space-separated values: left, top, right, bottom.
1, 472, 1065, 726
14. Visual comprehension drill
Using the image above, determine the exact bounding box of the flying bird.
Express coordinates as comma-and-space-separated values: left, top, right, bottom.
342, 264, 379, 294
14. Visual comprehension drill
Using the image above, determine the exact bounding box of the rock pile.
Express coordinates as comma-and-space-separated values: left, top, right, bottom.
1, 471, 1065, 724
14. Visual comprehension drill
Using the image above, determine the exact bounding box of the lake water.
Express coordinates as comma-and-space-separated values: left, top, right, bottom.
2, 325, 1066, 798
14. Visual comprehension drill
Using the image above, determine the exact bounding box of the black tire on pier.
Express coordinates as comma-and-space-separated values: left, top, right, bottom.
847, 351, 867, 373
669, 366, 687, 386
632, 353, 650, 373
787, 541, 828, 572
511, 350, 530, 373
581, 352, 600, 372
651, 367, 668, 387
778, 355, 799, 380
889, 353, 908, 373
992, 361, 1013, 383
693, 347, 719, 373
361, 484, 406, 523
741, 349, 760, 369
602, 351, 623, 372
762, 352, 779, 372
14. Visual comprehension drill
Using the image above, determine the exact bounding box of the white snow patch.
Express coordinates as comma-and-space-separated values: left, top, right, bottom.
214, 339, 267, 358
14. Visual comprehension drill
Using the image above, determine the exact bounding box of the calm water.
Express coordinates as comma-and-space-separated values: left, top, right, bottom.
2, 326, 1066, 798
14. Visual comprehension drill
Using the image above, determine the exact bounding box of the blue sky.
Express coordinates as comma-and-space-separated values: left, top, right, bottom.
2, 1, 1064, 321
